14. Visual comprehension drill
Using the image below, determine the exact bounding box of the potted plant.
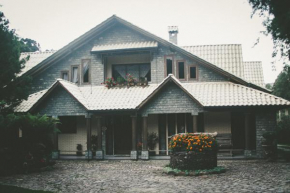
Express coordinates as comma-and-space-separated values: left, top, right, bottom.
148, 132, 159, 156
126, 73, 136, 87
76, 144, 83, 156
91, 135, 98, 156
262, 131, 278, 161
138, 77, 148, 86
116, 76, 126, 87
102, 77, 117, 88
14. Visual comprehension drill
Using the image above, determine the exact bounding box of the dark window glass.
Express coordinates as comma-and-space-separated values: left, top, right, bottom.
190, 66, 197, 79
166, 59, 173, 75
177, 114, 185, 133
72, 67, 79, 83
112, 63, 151, 81
58, 116, 77, 134
178, 62, 185, 79
82, 60, 90, 83
62, 72, 68, 80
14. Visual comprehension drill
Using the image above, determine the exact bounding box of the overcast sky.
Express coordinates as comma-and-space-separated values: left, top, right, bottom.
1, 0, 286, 83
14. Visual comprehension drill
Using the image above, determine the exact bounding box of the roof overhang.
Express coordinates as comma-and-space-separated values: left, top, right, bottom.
91, 41, 158, 53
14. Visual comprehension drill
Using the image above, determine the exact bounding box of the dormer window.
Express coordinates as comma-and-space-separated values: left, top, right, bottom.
177, 60, 185, 80
82, 59, 91, 84
188, 65, 198, 80
165, 55, 174, 77
61, 71, 69, 81
71, 65, 79, 83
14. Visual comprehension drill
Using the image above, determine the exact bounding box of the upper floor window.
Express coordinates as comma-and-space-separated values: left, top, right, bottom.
112, 63, 151, 81
165, 55, 174, 77
71, 65, 79, 83
177, 60, 185, 80
82, 59, 90, 83
188, 65, 198, 80
61, 71, 69, 81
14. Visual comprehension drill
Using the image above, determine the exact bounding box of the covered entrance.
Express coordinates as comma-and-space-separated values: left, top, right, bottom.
105, 115, 132, 155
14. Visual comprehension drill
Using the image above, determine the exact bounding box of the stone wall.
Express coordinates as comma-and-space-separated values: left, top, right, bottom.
255, 111, 277, 158
140, 82, 203, 116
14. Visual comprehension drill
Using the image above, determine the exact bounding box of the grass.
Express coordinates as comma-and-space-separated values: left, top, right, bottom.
0, 184, 52, 193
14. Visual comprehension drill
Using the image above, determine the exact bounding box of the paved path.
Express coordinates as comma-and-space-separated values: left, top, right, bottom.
0, 160, 290, 193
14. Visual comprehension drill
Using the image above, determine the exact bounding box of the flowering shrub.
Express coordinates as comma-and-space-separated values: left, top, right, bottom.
126, 73, 136, 84
102, 77, 117, 88
169, 133, 218, 153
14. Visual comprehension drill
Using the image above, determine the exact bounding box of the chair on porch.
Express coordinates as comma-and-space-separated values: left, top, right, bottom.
216, 133, 233, 156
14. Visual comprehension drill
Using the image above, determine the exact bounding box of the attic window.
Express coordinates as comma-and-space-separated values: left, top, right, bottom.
165, 55, 174, 77
188, 65, 197, 80
61, 71, 69, 81
71, 65, 79, 83
82, 59, 90, 83
177, 61, 185, 80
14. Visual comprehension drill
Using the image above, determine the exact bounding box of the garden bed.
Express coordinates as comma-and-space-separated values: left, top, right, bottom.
163, 166, 226, 176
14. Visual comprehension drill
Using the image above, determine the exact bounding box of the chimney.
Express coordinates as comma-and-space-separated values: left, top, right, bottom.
168, 26, 178, 45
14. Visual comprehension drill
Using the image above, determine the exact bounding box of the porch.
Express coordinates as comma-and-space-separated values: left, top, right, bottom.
53, 111, 259, 160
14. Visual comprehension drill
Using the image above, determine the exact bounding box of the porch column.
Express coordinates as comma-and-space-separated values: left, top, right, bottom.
52, 115, 59, 159
244, 113, 252, 157
245, 113, 251, 150
141, 116, 149, 160
131, 115, 138, 160
86, 114, 92, 159
95, 116, 104, 160
193, 115, 198, 133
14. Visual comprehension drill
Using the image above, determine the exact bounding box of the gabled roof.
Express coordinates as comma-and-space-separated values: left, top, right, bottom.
19, 15, 269, 93
182, 44, 244, 78
244, 61, 265, 87
15, 75, 290, 113
19, 51, 56, 76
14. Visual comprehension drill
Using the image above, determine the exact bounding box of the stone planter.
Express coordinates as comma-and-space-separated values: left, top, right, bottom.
170, 151, 217, 170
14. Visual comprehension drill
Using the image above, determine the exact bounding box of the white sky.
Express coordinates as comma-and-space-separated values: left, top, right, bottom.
1, 0, 286, 83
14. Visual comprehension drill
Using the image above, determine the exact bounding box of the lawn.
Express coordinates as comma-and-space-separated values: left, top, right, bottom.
0, 184, 52, 193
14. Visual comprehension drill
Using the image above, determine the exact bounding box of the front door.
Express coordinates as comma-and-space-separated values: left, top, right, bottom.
114, 115, 132, 155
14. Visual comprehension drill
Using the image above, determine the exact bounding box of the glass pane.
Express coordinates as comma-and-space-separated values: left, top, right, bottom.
140, 64, 151, 81
62, 72, 68, 80
190, 66, 196, 79
168, 114, 176, 136
166, 59, 172, 75
72, 67, 78, 83
178, 62, 184, 79
127, 65, 139, 80
82, 60, 89, 83
113, 65, 126, 80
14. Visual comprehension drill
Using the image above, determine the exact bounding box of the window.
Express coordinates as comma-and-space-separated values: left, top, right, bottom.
61, 71, 69, 81
188, 65, 197, 80
165, 56, 174, 77
177, 61, 185, 79
71, 65, 79, 83
82, 59, 90, 83
58, 116, 77, 134
112, 63, 151, 81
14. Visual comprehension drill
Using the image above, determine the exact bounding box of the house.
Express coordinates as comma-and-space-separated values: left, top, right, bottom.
15, 15, 290, 160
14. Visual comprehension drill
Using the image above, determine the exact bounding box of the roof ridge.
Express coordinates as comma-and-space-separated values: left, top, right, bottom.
181, 44, 242, 48
20, 51, 57, 55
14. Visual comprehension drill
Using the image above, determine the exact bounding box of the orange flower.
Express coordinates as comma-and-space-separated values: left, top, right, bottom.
190, 147, 193, 150
199, 149, 202, 152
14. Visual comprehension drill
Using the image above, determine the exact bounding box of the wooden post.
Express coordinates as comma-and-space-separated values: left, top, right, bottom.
86, 117, 91, 152
193, 115, 197, 133
142, 116, 148, 151
245, 113, 250, 150
96, 117, 102, 151
131, 116, 137, 151
95, 116, 104, 160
